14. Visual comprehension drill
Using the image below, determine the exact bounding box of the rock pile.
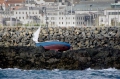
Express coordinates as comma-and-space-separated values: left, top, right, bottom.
0, 46, 119, 70
0, 26, 120, 49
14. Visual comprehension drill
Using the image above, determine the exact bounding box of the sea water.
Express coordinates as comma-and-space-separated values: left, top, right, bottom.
0, 68, 120, 79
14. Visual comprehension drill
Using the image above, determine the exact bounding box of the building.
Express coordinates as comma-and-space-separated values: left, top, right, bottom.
99, 1, 120, 26
0, 0, 116, 27
99, 9, 120, 26
12, 6, 42, 25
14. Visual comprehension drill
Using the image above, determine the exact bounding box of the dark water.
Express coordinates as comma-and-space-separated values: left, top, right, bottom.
0, 68, 120, 79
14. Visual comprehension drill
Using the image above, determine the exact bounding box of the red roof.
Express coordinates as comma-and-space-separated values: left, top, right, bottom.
6, 0, 25, 4
0, 0, 9, 7
0, 0, 4, 4
0, 0, 25, 7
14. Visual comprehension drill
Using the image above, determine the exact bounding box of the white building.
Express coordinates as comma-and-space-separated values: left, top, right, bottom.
99, 1, 120, 26
12, 6, 42, 25
99, 9, 120, 26
44, 6, 86, 27
0, 0, 103, 27
34, 0, 45, 5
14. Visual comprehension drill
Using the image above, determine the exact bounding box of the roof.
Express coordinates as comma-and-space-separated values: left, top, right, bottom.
111, 3, 120, 6
44, 0, 55, 2
17, 6, 42, 10
12, 6, 22, 10
6, 0, 25, 4
0, 0, 4, 4
0, 0, 9, 7
0, 0, 25, 7
25, 0, 36, 4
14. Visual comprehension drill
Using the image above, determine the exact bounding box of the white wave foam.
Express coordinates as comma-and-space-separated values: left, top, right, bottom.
100, 68, 118, 71
52, 69, 59, 72
86, 68, 95, 71
86, 68, 118, 71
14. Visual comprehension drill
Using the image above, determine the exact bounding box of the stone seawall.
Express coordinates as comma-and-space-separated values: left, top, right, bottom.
0, 26, 120, 70
0, 46, 120, 70
0, 26, 120, 49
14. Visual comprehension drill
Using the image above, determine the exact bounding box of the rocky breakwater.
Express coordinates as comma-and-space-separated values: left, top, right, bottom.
0, 27, 36, 47
0, 26, 120, 49
0, 46, 120, 70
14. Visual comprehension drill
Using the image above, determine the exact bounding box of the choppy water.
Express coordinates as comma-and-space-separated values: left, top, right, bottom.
0, 68, 120, 79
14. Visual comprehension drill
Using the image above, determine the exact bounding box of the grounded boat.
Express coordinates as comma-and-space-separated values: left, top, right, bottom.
33, 27, 72, 51
35, 40, 71, 51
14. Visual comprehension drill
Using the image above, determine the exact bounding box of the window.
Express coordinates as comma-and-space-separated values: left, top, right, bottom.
19, 12, 21, 14
119, 12, 120, 14
16, 12, 17, 14
22, 12, 24, 14
101, 19, 103, 22
83, 17, 84, 20
59, 12, 61, 15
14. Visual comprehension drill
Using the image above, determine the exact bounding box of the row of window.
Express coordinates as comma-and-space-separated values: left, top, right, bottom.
47, 17, 85, 20
47, 12, 64, 15
58, 22, 84, 25
108, 12, 120, 15
16, 17, 27, 19
47, 13, 57, 15
16, 11, 39, 14
16, 16, 40, 19
48, 22, 55, 25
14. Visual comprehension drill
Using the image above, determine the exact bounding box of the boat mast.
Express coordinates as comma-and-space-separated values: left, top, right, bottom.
10, 4, 12, 26
28, 0, 30, 27
57, 0, 59, 27
71, 0, 73, 27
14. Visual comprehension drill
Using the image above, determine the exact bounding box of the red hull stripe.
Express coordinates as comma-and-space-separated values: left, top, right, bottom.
44, 44, 69, 51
